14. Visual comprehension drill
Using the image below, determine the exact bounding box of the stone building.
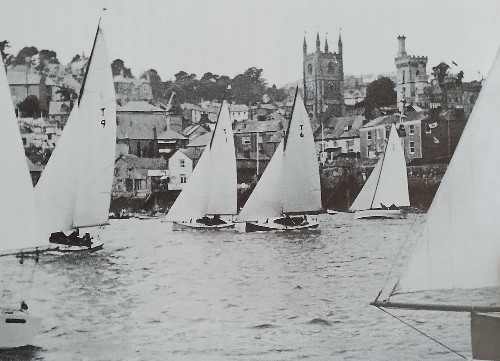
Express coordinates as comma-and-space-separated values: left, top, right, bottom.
395, 35, 428, 106
303, 33, 344, 120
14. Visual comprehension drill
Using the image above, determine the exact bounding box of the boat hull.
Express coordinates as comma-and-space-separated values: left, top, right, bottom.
471, 312, 500, 361
0, 312, 41, 349
45, 242, 104, 255
353, 209, 405, 219
326, 209, 348, 215
245, 217, 319, 232
172, 221, 235, 231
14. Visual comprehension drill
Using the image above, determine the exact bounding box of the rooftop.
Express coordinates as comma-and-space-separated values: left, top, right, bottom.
115, 154, 167, 170
117, 101, 165, 112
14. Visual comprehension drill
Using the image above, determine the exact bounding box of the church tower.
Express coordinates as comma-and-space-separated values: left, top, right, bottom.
303, 32, 344, 121
395, 35, 428, 107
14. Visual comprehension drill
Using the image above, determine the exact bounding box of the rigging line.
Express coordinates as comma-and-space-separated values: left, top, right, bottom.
374, 305, 469, 360
375, 214, 420, 302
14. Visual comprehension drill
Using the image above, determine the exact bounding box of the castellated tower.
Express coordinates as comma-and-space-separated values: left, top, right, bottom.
303, 32, 344, 121
395, 35, 428, 106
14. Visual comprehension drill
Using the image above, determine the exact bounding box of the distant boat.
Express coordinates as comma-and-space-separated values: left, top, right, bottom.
372, 43, 500, 360
34, 23, 116, 253
349, 123, 409, 219
238, 89, 322, 231
165, 101, 237, 230
0, 50, 46, 348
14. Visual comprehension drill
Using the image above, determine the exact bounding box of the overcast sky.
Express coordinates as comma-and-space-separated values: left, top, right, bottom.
2, 0, 500, 86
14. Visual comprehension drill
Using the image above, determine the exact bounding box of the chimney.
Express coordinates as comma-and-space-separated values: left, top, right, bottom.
397, 35, 407, 57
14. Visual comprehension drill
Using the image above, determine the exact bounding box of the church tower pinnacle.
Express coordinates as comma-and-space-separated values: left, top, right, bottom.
316, 32, 321, 52
324, 34, 329, 53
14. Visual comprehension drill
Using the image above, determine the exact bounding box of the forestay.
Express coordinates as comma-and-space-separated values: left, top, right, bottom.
395, 46, 500, 294
0, 57, 48, 252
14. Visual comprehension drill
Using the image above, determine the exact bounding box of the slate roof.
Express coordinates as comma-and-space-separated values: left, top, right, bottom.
115, 154, 167, 169
362, 111, 424, 129
7, 71, 40, 85
157, 129, 187, 140
177, 148, 201, 160
314, 115, 365, 140
186, 132, 212, 148
116, 112, 169, 140
234, 119, 287, 134
117, 101, 165, 112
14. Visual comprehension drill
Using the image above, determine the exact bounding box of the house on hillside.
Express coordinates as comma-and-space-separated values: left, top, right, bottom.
167, 149, 196, 191
359, 111, 426, 161
114, 73, 153, 103
49, 100, 72, 127
315, 115, 365, 164
7, 70, 41, 106
116, 101, 171, 157
233, 118, 288, 159
113, 154, 168, 198
157, 129, 188, 157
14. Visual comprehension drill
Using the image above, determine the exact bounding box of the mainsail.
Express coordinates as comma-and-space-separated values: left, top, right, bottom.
394, 46, 500, 295
0, 56, 47, 251
238, 90, 321, 221
350, 124, 409, 211
166, 101, 237, 221
35, 26, 116, 232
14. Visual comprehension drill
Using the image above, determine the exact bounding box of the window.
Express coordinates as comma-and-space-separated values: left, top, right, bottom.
333, 140, 338, 147
47, 133, 52, 140
346, 140, 354, 152
125, 179, 133, 192
22, 138, 26, 146
409, 125, 415, 135
367, 131, 372, 140
308, 64, 313, 74
134, 179, 143, 190
328, 62, 335, 74
179, 159, 185, 168
409, 141, 415, 154
180, 174, 187, 183
376, 129, 382, 139
242, 136, 251, 145
385, 127, 390, 138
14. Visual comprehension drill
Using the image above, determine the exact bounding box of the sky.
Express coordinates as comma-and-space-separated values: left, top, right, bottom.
2, 0, 500, 86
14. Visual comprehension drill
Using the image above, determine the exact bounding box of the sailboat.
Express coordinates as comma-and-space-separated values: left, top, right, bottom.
371, 44, 500, 361
349, 123, 409, 219
0, 52, 46, 348
165, 101, 237, 230
238, 89, 322, 232
34, 23, 116, 253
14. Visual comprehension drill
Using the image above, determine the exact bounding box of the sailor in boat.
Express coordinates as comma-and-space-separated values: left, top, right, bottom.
20, 301, 28, 312
196, 215, 227, 226
48, 228, 93, 248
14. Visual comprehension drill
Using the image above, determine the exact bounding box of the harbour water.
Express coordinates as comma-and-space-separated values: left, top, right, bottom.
0, 213, 471, 361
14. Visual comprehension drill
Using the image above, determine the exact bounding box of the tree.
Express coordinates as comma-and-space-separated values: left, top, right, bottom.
111, 59, 133, 78
141, 69, 163, 99
364, 77, 397, 112
14, 46, 38, 65
17, 95, 41, 118
0, 40, 13, 67
56, 84, 78, 101
432, 62, 450, 87
231, 67, 267, 104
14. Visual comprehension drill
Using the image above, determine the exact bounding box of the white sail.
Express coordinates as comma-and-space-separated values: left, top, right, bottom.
349, 154, 383, 211
0, 57, 48, 252
395, 47, 500, 294
73, 27, 117, 228
282, 93, 322, 213
350, 124, 409, 211
372, 124, 409, 208
206, 101, 237, 215
35, 106, 81, 233
238, 141, 284, 221
165, 145, 210, 221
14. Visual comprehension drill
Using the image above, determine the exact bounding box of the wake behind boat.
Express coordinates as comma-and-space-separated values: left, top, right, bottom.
349, 123, 409, 219
34, 22, 116, 254
165, 101, 237, 230
237, 89, 322, 232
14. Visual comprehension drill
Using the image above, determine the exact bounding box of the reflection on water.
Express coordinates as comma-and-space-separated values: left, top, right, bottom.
2, 214, 477, 360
